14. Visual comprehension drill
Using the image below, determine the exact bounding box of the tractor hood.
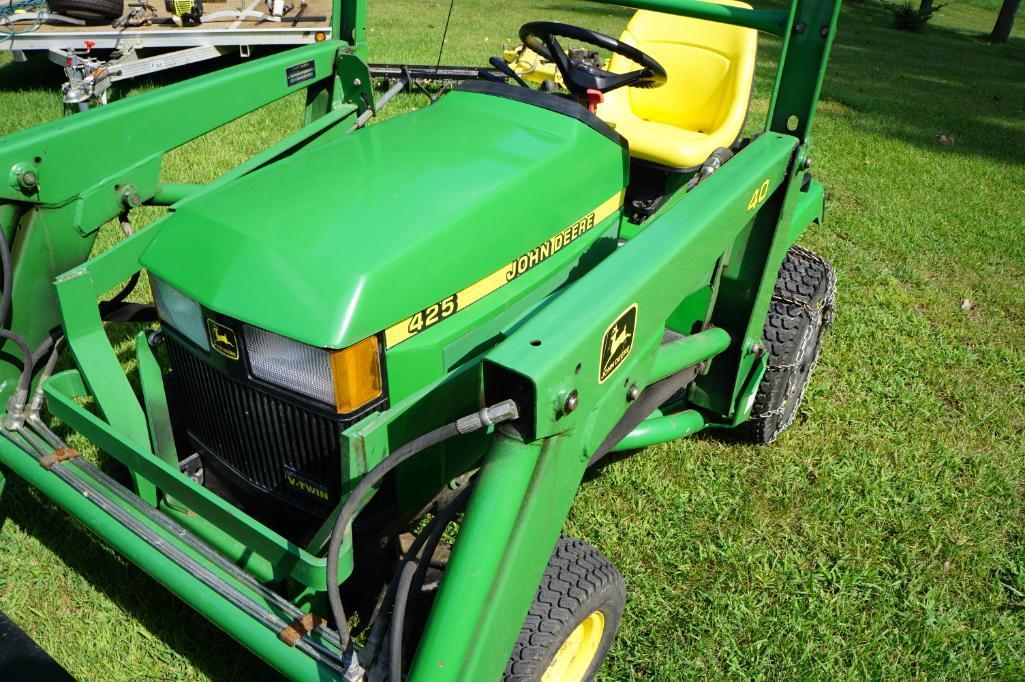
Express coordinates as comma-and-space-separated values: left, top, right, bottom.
141, 82, 627, 348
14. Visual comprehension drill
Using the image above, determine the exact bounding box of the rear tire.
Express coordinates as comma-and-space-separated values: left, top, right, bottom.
47, 0, 124, 21
504, 536, 625, 682
737, 245, 836, 444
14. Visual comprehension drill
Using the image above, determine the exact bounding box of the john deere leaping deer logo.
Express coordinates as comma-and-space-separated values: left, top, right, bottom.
207, 319, 239, 360
599, 304, 637, 384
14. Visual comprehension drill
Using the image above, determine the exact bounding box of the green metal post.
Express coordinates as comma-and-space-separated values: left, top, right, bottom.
649, 327, 731, 382
150, 183, 204, 205
411, 435, 544, 678
612, 409, 705, 451
766, 0, 843, 144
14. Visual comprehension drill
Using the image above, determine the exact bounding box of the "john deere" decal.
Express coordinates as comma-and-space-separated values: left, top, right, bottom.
599, 304, 637, 383
384, 190, 624, 348
207, 319, 239, 360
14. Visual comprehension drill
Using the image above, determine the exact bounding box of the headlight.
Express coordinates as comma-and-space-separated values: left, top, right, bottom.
151, 276, 209, 351
245, 326, 383, 413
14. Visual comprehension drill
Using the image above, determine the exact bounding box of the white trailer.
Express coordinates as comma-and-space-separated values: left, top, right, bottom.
1, 0, 332, 107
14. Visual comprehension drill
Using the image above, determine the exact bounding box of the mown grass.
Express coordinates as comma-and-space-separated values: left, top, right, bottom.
0, 0, 1023, 679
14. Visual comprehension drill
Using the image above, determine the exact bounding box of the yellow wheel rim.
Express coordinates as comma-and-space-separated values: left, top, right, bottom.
541, 610, 605, 682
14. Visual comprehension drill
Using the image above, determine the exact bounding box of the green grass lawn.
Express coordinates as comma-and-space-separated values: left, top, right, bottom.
1, 0, 1024, 679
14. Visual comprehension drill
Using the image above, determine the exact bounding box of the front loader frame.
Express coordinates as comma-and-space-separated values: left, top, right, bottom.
0, 0, 841, 677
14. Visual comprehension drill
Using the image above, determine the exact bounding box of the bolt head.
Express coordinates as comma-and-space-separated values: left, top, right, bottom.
352, 78, 362, 87
18, 170, 38, 190
751, 343, 766, 357
563, 390, 579, 415
626, 384, 640, 402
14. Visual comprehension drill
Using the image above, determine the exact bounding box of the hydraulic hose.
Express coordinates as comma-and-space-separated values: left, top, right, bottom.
588, 363, 702, 467
389, 561, 417, 679
326, 400, 518, 651
0, 219, 35, 428
385, 484, 472, 679
360, 484, 473, 670
0, 329, 34, 423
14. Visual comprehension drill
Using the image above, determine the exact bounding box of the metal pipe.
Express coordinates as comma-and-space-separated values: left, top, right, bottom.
587, 0, 789, 35
150, 183, 205, 206
348, 75, 408, 131
410, 435, 544, 678
649, 327, 731, 383
612, 408, 705, 452
0, 428, 347, 675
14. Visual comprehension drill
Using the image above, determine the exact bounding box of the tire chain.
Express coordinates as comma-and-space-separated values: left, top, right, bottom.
751, 245, 836, 429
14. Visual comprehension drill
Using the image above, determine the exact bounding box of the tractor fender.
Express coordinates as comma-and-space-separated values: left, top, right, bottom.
787, 174, 825, 245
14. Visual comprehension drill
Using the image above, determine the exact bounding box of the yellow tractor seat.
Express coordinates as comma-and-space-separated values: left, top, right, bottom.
596, 3, 758, 170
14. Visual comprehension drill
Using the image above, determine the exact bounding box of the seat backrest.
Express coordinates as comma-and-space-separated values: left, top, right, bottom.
605, 4, 757, 135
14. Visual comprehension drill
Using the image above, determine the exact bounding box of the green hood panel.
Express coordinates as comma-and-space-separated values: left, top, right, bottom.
142, 87, 627, 348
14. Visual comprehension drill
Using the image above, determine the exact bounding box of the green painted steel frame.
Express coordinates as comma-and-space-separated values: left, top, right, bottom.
410, 0, 842, 674
0, 25, 369, 404
0, 431, 343, 680
0, 0, 843, 677
411, 132, 801, 679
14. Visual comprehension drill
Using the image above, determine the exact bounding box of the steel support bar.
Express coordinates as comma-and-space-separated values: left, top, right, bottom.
35, 421, 343, 651
612, 408, 705, 451
766, 0, 843, 143
410, 434, 545, 679
649, 327, 731, 383
44, 369, 347, 588
150, 183, 205, 205
588, 0, 789, 35
0, 433, 341, 681
0, 41, 340, 204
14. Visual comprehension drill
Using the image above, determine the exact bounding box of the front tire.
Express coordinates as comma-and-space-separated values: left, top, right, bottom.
504, 537, 625, 682
738, 245, 836, 444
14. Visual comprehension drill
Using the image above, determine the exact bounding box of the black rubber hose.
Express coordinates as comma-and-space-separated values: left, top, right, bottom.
361, 484, 473, 669
0, 329, 34, 399
385, 484, 471, 679
588, 364, 701, 467
107, 271, 140, 305
327, 421, 462, 650
388, 560, 417, 680
0, 220, 36, 407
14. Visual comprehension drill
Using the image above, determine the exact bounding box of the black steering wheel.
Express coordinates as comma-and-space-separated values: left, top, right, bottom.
519, 21, 667, 98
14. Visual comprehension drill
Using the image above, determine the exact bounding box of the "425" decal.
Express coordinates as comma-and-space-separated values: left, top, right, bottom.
406, 294, 459, 335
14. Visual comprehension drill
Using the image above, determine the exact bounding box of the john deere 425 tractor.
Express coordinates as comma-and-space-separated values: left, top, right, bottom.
0, 0, 841, 677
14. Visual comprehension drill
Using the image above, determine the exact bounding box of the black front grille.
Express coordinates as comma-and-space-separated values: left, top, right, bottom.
166, 337, 341, 514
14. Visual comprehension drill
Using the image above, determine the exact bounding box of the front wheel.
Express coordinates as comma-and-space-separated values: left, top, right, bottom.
504, 536, 625, 682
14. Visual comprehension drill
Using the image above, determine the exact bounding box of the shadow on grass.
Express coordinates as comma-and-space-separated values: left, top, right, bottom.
798, 1, 1024, 166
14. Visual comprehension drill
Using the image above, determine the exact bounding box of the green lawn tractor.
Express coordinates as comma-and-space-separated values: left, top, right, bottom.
0, 0, 841, 677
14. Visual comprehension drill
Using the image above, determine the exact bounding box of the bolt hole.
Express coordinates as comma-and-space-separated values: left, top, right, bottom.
574, 363, 581, 374
786, 115, 800, 132
33, 156, 41, 164
529, 339, 541, 347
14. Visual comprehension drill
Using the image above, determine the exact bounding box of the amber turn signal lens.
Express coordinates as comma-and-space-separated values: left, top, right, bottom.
330, 336, 383, 413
